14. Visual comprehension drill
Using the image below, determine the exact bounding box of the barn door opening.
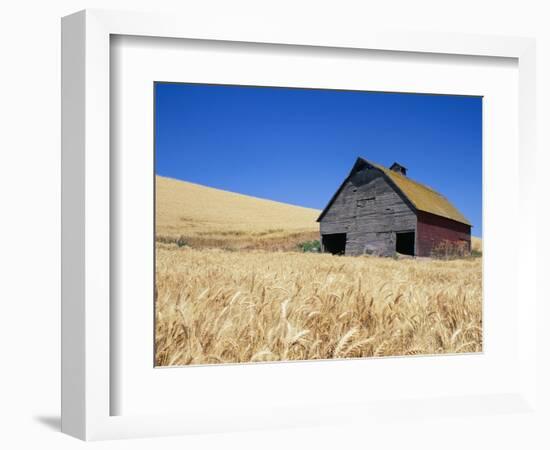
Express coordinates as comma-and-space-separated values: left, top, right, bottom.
322, 233, 346, 255
395, 231, 415, 256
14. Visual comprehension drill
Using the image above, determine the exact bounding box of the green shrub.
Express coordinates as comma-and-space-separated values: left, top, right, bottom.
176, 236, 188, 248
298, 240, 321, 253
156, 235, 190, 248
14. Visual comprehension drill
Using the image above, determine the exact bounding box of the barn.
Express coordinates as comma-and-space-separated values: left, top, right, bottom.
317, 157, 471, 257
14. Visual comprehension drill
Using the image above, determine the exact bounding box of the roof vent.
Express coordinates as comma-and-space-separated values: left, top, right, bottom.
390, 162, 407, 176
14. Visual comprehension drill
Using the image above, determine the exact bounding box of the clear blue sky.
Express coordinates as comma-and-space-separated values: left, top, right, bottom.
155, 83, 482, 235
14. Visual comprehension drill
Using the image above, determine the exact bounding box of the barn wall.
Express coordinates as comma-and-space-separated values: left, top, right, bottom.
416, 211, 471, 257
320, 168, 416, 256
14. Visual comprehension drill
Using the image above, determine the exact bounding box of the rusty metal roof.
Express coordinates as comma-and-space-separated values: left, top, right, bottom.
318, 157, 472, 226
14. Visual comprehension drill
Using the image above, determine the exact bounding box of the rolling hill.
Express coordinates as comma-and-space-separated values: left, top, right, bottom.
155, 175, 482, 253
155, 175, 320, 250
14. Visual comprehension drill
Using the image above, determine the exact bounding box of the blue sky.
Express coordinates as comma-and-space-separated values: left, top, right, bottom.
155, 83, 482, 235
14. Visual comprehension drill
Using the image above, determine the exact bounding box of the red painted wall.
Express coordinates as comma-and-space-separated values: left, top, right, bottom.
416, 211, 471, 257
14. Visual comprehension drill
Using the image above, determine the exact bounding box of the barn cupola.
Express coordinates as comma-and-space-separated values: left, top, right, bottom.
390, 162, 407, 176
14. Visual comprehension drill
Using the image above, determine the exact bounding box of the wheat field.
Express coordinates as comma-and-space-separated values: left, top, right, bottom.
155, 247, 482, 366
156, 175, 320, 250
471, 236, 482, 253
155, 177, 482, 366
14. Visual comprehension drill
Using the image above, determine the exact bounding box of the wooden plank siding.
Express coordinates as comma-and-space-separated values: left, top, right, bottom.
416, 211, 471, 257
319, 167, 416, 256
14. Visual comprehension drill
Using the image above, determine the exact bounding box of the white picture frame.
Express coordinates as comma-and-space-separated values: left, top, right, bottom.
61, 9, 538, 441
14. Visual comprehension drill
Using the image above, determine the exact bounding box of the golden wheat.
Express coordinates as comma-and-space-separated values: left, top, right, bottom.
471, 236, 482, 253
155, 247, 482, 366
156, 175, 320, 250
155, 176, 482, 365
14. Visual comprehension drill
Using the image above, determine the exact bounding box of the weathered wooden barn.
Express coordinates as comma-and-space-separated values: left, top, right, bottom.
317, 157, 471, 257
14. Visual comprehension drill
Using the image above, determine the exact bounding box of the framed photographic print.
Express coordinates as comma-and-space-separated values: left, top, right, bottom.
153, 82, 482, 368
61, 9, 539, 442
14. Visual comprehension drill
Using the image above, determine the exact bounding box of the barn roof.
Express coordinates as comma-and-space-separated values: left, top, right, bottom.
317, 157, 472, 226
